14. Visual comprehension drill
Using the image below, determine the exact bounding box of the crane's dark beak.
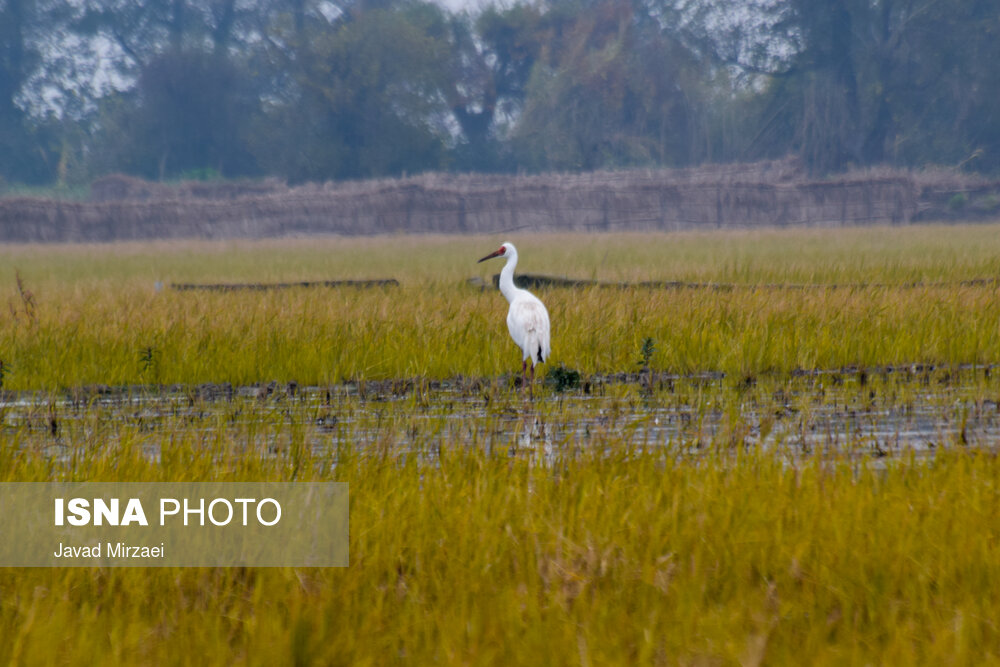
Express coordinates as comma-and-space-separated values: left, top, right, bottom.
478, 249, 504, 263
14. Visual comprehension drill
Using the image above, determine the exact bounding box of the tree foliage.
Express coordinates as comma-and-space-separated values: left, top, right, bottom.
0, 0, 999, 185
253, 3, 452, 181
512, 0, 708, 170
97, 51, 258, 179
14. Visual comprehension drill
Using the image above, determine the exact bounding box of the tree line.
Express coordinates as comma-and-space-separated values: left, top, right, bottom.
2, 0, 998, 188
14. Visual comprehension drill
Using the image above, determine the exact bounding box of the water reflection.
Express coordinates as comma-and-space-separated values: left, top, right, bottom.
516, 413, 554, 466
2, 368, 999, 463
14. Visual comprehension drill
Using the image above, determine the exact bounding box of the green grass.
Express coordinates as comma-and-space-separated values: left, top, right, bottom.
2, 432, 1000, 664
3, 225, 1000, 664
0, 183, 91, 201
3, 226, 1000, 390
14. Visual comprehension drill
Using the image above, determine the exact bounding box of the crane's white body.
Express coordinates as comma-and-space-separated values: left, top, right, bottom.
479, 242, 551, 383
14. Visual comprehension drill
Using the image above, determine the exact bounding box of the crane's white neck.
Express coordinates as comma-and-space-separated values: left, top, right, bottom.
498, 246, 520, 304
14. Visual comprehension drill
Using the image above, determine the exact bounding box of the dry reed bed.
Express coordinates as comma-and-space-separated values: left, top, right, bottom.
2, 159, 976, 242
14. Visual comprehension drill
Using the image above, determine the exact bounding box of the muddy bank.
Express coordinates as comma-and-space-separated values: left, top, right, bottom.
5, 362, 992, 407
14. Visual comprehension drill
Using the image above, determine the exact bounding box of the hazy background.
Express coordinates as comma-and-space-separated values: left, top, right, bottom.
1, 0, 997, 190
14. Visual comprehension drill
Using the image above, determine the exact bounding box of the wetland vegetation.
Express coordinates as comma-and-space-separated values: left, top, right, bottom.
3, 225, 1000, 664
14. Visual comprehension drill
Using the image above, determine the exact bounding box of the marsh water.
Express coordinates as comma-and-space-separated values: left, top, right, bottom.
4, 365, 1000, 464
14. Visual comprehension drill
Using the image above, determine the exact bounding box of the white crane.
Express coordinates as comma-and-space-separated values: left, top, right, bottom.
478, 242, 551, 393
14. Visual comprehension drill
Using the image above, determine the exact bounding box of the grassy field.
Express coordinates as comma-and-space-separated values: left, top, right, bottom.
3, 226, 1000, 388
3, 225, 1000, 664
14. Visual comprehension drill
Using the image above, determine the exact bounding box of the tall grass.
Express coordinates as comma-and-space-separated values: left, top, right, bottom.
3, 226, 1000, 389
2, 430, 1000, 664
3, 225, 1000, 664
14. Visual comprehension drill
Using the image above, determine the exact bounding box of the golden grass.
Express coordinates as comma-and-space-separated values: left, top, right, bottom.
2, 225, 1000, 664
2, 434, 1000, 665
2, 225, 1000, 389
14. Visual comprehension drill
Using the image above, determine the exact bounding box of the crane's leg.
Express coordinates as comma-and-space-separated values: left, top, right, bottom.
521, 359, 528, 394
529, 363, 536, 399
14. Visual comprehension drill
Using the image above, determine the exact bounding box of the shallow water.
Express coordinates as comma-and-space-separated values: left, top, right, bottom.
3, 366, 998, 464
